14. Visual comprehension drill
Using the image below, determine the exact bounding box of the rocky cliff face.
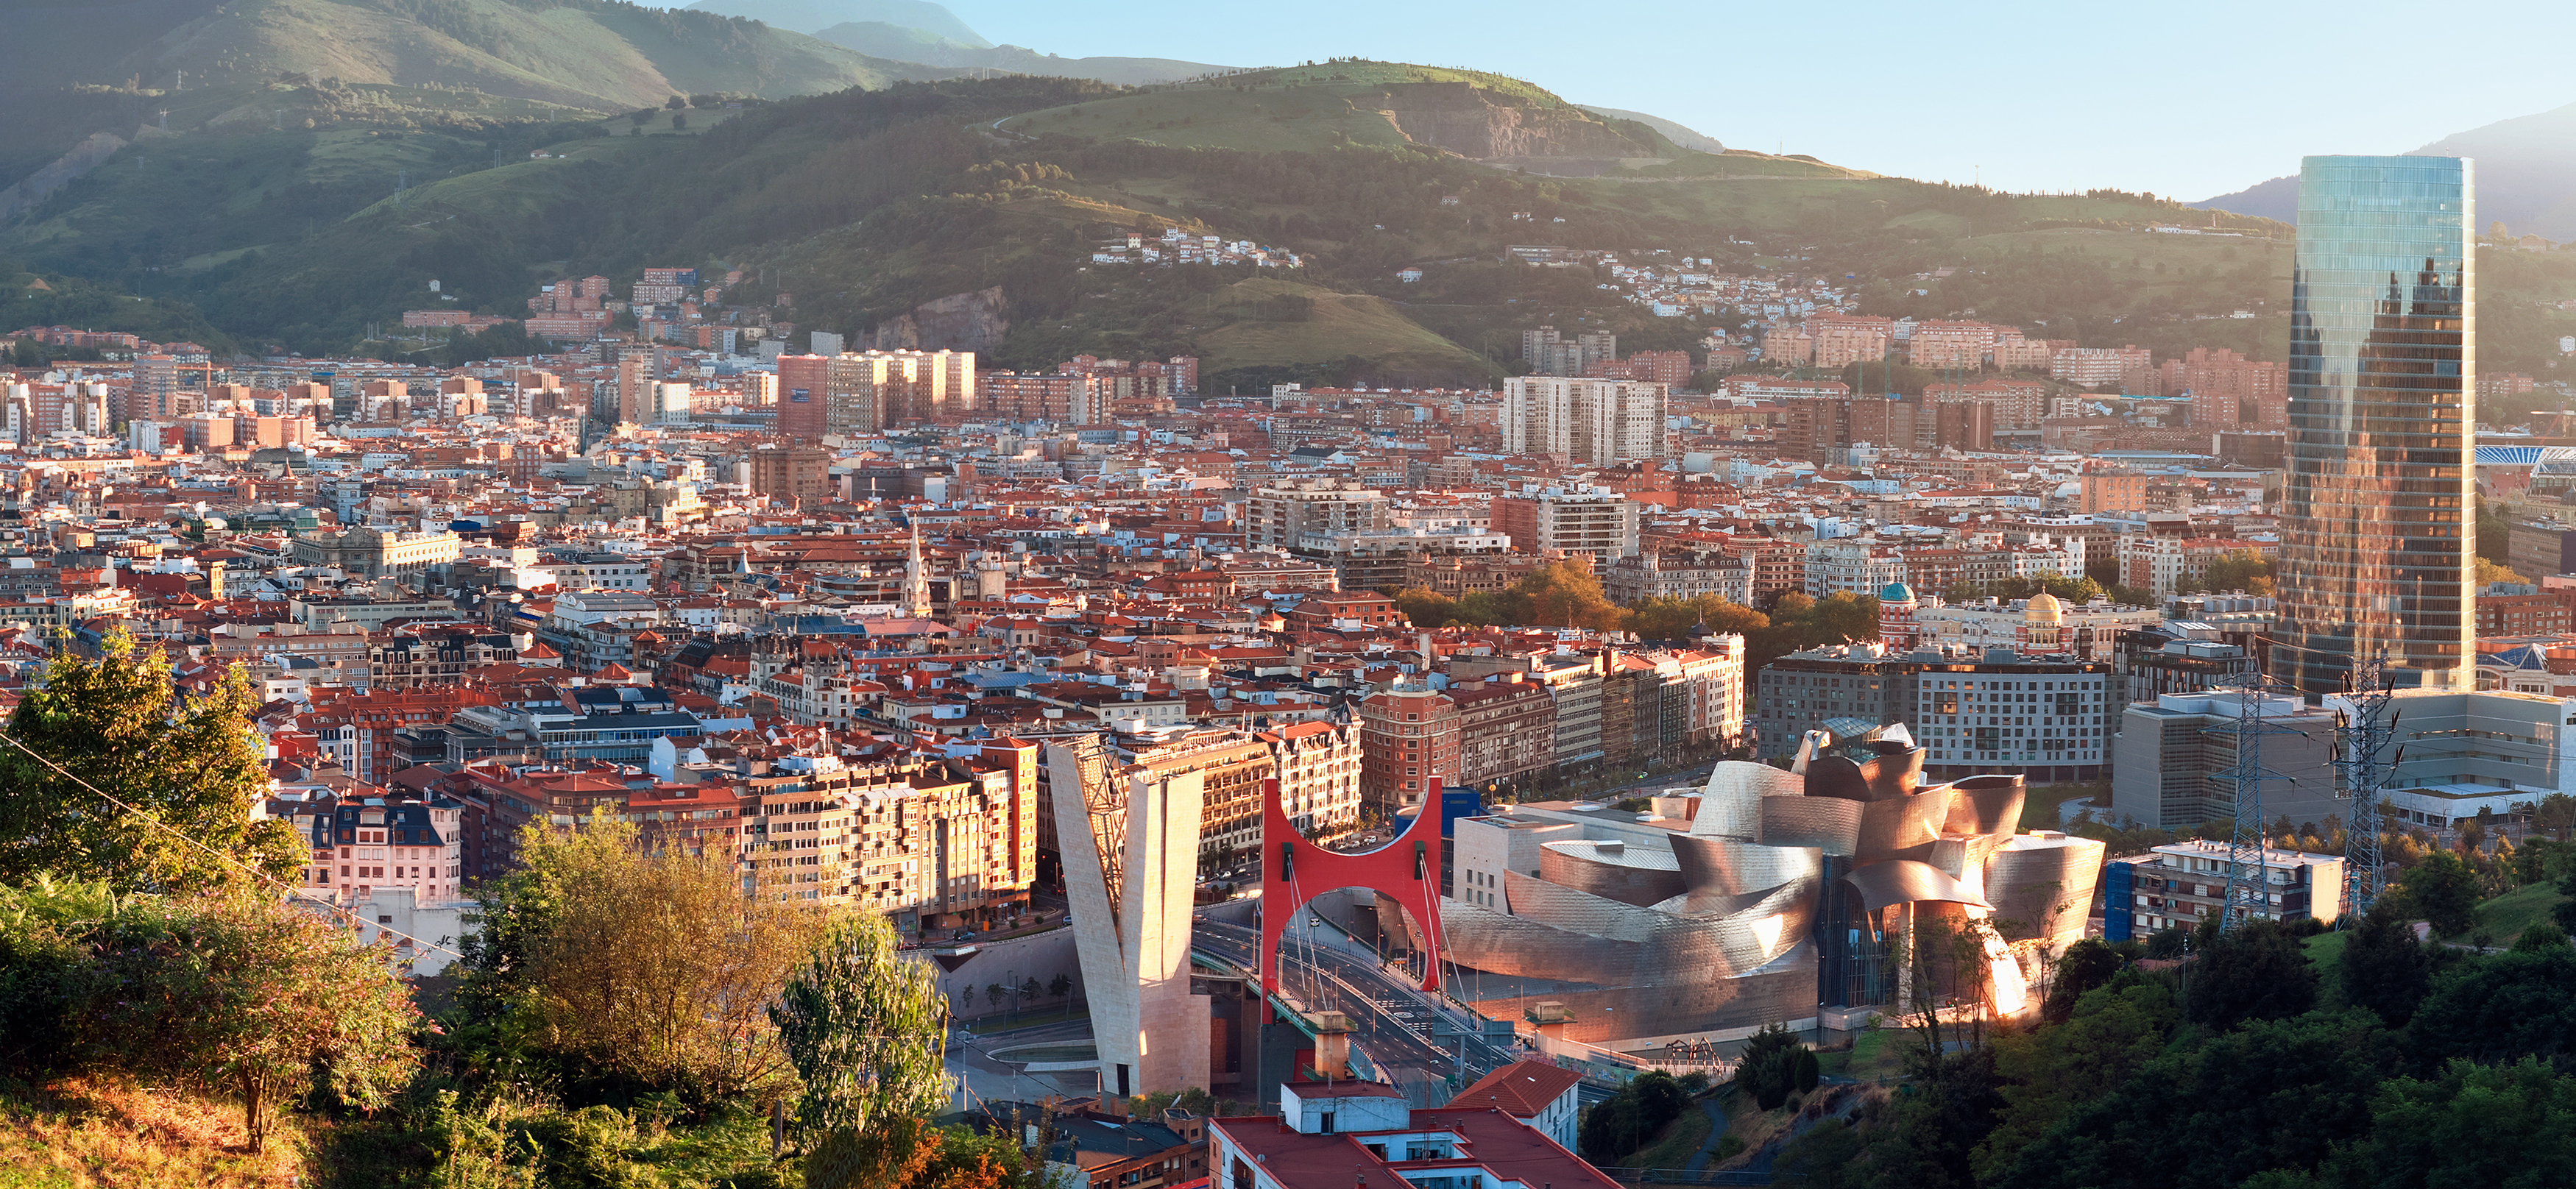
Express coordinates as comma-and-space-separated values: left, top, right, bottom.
867, 285, 1008, 352
1376, 82, 1650, 160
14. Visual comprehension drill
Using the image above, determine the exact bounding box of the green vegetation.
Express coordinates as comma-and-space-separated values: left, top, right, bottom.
1735, 1024, 1820, 1111
1616, 1101, 1713, 1171
0, 630, 302, 895
1578, 1069, 1692, 1165
0, 635, 1035, 1187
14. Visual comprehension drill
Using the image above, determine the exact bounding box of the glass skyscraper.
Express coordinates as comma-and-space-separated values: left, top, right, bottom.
2276, 156, 2474, 696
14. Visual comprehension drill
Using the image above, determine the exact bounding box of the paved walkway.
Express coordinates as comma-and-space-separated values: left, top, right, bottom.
1682, 1098, 1733, 1173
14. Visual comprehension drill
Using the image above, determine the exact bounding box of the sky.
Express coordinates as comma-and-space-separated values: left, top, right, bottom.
930, 0, 2576, 200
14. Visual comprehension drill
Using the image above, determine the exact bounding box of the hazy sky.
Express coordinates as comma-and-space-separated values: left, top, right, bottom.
941, 0, 2576, 199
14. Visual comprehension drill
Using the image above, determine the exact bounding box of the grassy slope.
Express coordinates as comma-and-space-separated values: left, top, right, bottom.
1617, 1101, 1714, 1171
1007, 86, 1416, 154
2474, 881, 2566, 944
0, 0, 944, 136
0, 1076, 307, 1188
1194, 277, 1495, 378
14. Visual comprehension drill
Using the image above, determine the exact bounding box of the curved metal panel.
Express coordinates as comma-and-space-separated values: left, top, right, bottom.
1986, 836, 2108, 949
1942, 775, 2027, 837
1843, 859, 1991, 912
1540, 842, 1687, 908
1757, 795, 1864, 855
1694, 762, 1802, 838
1802, 754, 1872, 802
1669, 833, 1822, 898
1854, 790, 1950, 856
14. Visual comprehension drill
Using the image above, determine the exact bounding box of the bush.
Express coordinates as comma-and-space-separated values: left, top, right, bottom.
1736, 1023, 1807, 1111
0, 881, 417, 1151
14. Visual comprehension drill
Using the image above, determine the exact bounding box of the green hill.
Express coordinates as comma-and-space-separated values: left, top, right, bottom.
0, 0, 941, 112
7, 62, 2391, 389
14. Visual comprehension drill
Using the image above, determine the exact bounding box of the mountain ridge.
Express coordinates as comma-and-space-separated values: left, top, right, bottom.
2193, 96, 2576, 238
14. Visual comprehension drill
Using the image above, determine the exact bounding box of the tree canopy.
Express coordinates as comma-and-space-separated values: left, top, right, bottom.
0, 629, 302, 894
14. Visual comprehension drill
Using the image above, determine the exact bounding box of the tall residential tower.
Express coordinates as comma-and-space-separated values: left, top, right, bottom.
2276, 156, 2475, 695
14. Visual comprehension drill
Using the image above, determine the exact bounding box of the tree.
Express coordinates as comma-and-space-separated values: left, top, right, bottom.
1993, 1011, 2390, 1189
2473, 555, 2527, 586
671, 112, 688, 130
1047, 971, 1072, 1001
2404, 946, 2576, 1068
771, 914, 949, 1145
36, 890, 417, 1153
666, 93, 687, 110
2186, 918, 2315, 1032
2340, 900, 2432, 1026
2334, 1058, 2576, 1187
2513, 918, 2567, 951
1773, 1117, 1866, 1189
1577, 1069, 1688, 1163
0, 628, 302, 894
1019, 976, 1042, 1007
457, 809, 824, 1101
1976, 975, 2177, 1181
1624, 593, 1768, 642
2037, 937, 2124, 1023
1737, 1023, 1805, 1111
986, 982, 1005, 1010
2403, 851, 2480, 937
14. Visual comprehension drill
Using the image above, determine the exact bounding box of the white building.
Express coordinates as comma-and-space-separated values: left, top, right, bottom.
1259, 720, 1363, 840
1502, 376, 1670, 465
1805, 538, 1908, 597
1914, 595, 2160, 661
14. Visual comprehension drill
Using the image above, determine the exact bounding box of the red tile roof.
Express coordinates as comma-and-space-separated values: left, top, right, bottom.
1446, 1060, 1583, 1115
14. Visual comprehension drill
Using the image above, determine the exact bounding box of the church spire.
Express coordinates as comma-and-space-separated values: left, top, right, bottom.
902, 522, 933, 618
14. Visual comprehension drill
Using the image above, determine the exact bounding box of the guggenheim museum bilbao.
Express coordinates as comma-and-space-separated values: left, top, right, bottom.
1443, 723, 2103, 1045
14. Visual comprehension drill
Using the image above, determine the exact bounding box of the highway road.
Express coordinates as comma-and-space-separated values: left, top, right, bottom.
1193, 917, 1526, 1098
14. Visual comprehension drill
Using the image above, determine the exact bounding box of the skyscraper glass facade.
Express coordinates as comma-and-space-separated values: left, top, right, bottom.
2278, 156, 2474, 696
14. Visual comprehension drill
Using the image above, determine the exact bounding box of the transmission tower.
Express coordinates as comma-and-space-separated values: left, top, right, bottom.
2332, 656, 2399, 923
2204, 656, 2309, 934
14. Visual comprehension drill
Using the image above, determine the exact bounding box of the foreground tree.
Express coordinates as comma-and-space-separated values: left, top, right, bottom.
2, 880, 417, 1152
456, 809, 824, 1101
2186, 919, 2316, 1032
775, 914, 953, 1189
2341, 900, 2432, 1026
0, 630, 301, 892
2402, 851, 2480, 938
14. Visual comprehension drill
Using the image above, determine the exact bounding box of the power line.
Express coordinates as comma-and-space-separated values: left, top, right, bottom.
0, 726, 469, 962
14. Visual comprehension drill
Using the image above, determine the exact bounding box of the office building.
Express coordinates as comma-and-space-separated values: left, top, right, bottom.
2276, 155, 2476, 695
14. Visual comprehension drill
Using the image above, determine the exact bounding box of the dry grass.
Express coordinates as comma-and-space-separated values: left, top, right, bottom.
0, 1076, 308, 1188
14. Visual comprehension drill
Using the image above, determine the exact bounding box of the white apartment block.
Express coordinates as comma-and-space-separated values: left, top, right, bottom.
1502, 377, 1670, 465
1805, 538, 1908, 597
1260, 720, 1363, 839
1245, 481, 1390, 551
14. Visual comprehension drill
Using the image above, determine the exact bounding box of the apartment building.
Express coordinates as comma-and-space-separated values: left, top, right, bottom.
2103, 840, 2344, 937
1245, 482, 1390, 551
1117, 727, 1277, 867
1490, 489, 1641, 559
1448, 676, 1557, 788
1260, 720, 1363, 840
1501, 377, 1669, 465
1359, 685, 1460, 812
